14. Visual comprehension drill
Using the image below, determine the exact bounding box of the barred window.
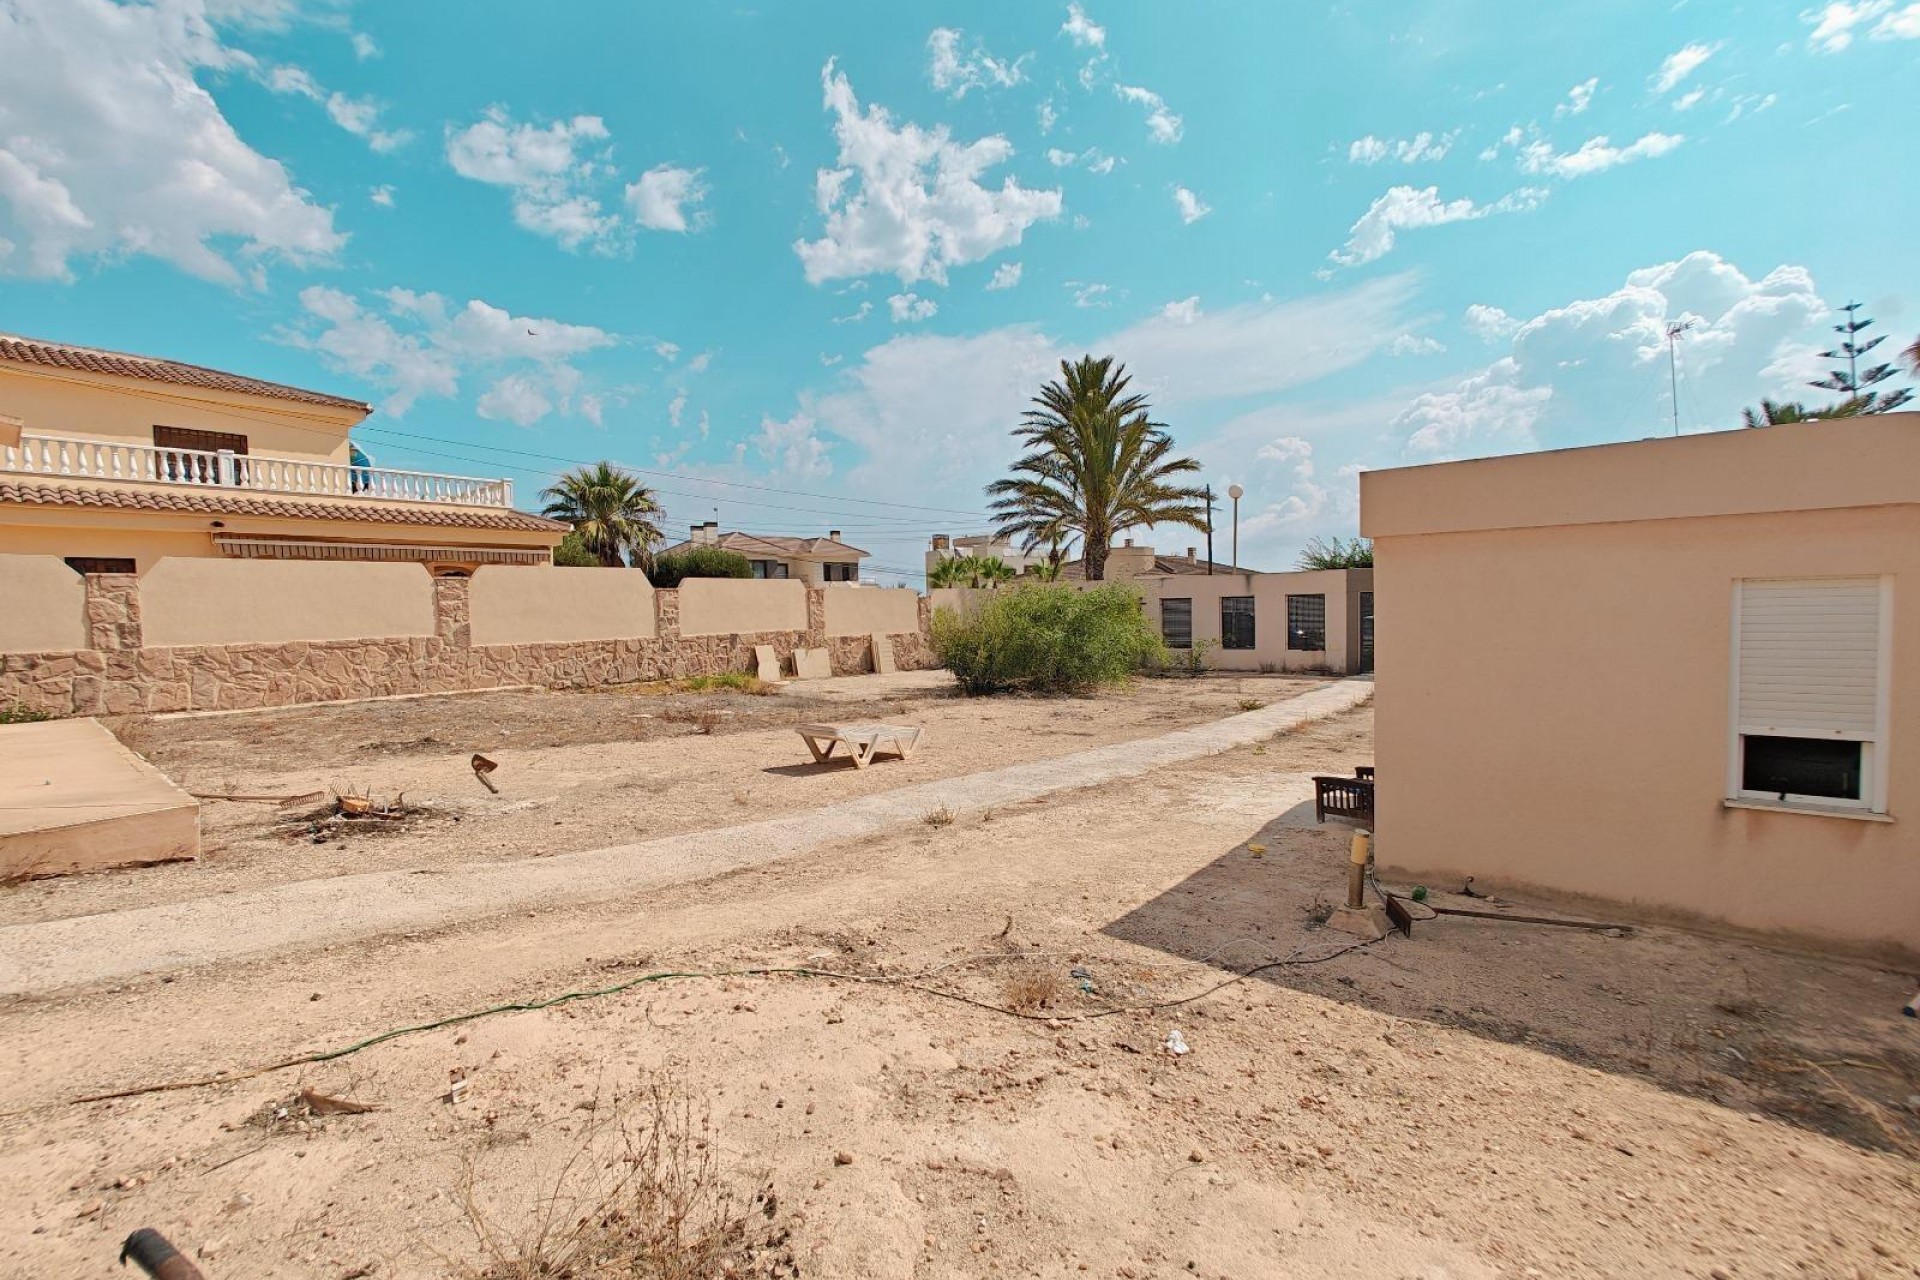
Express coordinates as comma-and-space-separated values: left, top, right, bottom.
1221, 596, 1255, 650
1161, 598, 1192, 648
1287, 594, 1326, 651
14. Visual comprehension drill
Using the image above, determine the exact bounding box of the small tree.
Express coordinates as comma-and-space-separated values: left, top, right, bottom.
1808, 302, 1914, 414
552, 531, 601, 567
650, 546, 754, 587
1296, 535, 1372, 570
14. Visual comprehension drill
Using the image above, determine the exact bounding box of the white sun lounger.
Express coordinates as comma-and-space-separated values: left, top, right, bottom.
794, 722, 923, 770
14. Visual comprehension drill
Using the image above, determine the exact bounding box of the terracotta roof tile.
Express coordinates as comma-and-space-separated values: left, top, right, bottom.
0, 480, 567, 534
657, 530, 869, 558
0, 332, 369, 412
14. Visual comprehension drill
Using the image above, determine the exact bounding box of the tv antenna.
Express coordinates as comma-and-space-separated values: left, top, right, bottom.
1665, 319, 1696, 436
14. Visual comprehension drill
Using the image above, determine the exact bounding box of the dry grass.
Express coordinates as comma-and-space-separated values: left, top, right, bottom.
1236, 698, 1267, 712
456, 1078, 793, 1279
999, 965, 1064, 1013
921, 806, 956, 829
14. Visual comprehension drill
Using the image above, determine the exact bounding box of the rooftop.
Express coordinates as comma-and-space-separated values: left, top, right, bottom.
657, 529, 869, 559
0, 331, 369, 413
0, 480, 567, 533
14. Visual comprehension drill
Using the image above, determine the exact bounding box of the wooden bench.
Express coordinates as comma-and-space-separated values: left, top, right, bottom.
1312, 766, 1375, 825
795, 723, 923, 771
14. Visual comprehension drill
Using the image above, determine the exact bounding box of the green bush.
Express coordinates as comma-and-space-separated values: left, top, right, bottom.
933, 583, 1165, 695
551, 531, 602, 567
650, 546, 754, 587
0, 702, 53, 724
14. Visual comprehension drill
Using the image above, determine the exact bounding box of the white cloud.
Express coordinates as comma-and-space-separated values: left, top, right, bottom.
1115, 83, 1182, 143
1463, 303, 1520, 342
1346, 131, 1456, 165
1240, 436, 1332, 536
1555, 78, 1599, 117
1672, 88, 1706, 111
888, 292, 938, 322
369, 184, 395, 208
687, 351, 712, 374
1389, 333, 1445, 356
1517, 131, 1683, 178
1878, 3, 1920, 37
926, 27, 1027, 97
1160, 296, 1201, 325
1062, 3, 1106, 48
1330, 185, 1547, 267
350, 31, 378, 60
833, 301, 873, 324
667, 390, 688, 427
1397, 250, 1831, 457
754, 412, 833, 478
1086, 153, 1116, 175
322, 92, 411, 153
794, 61, 1063, 286
1071, 281, 1110, 308
986, 261, 1023, 291
0, 0, 343, 284
284, 285, 615, 421
1652, 42, 1717, 93
1037, 99, 1059, 133
625, 164, 707, 233
1047, 148, 1077, 166
698, 410, 711, 438
446, 107, 621, 251
653, 340, 680, 361
1802, 1, 1892, 50
1173, 186, 1211, 224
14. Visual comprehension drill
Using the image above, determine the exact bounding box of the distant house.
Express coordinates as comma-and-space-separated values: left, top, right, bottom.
0, 331, 567, 574
659, 521, 867, 584
1057, 537, 1251, 580
926, 533, 1053, 577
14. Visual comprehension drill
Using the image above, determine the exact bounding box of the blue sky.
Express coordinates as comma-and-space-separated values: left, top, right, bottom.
3, 0, 1917, 581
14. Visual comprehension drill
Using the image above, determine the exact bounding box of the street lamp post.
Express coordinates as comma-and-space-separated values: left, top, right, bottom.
1227, 484, 1244, 572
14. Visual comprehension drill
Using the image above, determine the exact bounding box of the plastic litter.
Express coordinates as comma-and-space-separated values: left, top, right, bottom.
1163, 1028, 1190, 1056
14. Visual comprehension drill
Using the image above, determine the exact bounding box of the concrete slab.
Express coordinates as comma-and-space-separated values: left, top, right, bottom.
753, 644, 782, 683
0, 719, 199, 878
792, 647, 832, 679
870, 632, 897, 674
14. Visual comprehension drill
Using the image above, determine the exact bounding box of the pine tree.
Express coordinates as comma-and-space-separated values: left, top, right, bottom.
1808, 302, 1913, 414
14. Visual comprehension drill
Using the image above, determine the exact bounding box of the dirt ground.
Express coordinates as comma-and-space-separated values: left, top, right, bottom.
1, 671, 1318, 926
3, 701, 1919, 1279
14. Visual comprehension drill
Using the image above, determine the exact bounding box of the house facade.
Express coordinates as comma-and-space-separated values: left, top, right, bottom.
661, 521, 868, 584
1361, 415, 1919, 960
926, 533, 1053, 577
0, 332, 566, 574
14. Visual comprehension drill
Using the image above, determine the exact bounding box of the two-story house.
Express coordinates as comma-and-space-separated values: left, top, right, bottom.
0, 332, 567, 574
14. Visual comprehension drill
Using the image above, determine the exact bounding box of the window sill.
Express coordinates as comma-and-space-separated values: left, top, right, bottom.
1722, 798, 1895, 824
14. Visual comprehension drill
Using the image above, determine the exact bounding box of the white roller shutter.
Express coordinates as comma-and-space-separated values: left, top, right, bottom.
1736, 577, 1882, 738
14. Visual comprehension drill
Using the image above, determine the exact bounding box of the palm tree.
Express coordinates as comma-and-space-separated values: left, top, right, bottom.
1739, 396, 1869, 428
539, 461, 664, 569
1902, 334, 1920, 380
927, 554, 1017, 588
986, 356, 1209, 581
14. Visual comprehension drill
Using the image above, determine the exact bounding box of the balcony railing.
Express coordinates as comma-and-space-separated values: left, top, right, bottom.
0, 434, 514, 508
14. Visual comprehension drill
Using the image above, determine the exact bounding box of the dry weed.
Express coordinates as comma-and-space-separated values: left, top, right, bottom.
1000, 965, 1064, 1013
1237, 698, 1267, 712
456, 1078, 793, 1279
922, 806, 956, 828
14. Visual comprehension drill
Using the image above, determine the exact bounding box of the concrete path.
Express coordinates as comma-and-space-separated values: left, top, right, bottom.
0, 678, 1371, 998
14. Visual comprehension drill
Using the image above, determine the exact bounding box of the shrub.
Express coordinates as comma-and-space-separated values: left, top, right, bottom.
0, 703, 53, 725
650, 546, 753, 587
933, 583, 1165, 696
551, 531, 601, 567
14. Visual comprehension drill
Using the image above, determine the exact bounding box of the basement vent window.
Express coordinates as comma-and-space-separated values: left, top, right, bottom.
1161, 598, 1192, 649
1730, 576, 1890, 814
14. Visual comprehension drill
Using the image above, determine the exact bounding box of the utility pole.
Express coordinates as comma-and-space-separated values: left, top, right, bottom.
1666, 320, 1695, 436
1204, 484, 1214, 575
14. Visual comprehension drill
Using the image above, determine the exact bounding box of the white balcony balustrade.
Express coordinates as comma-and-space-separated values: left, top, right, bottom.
0, 434, 514, 508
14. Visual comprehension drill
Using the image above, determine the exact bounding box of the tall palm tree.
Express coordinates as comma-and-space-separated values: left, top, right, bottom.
1902, 335, 1920, 380
539, 461, 664, 568
986, 356, 1209, 581
1739, 396, 1869, 428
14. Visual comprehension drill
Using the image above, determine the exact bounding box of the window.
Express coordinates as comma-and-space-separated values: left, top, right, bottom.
1221, 596, 1255, 650
1731, 577, 1890, 813
1161, 598, 1192, 648
749, 560, 790, 580
1287, 594, 1327, 651
64, 557, 136, 575
153, 425, 248, 485
823, 562, 858, 582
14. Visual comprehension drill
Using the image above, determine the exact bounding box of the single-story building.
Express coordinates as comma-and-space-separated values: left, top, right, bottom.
0, 331, 567, 573
660, 521, 867, 584
1361, 414, 1918, 960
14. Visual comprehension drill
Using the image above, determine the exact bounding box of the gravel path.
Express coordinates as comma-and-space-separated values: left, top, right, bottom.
0, 678, 1372, 996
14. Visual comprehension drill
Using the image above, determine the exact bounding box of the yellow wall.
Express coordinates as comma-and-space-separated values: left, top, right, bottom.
822, 585, 920, 636
470, 564, 655, 646
678, 578, 808, 637
1365, 424, 1920, 960
141, 558, 436, 646
0, 553, 87, 651
0, 363, 365, 463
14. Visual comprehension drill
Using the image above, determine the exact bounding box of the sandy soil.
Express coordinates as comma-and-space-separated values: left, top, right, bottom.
3, 703, 1917, 1279
2, 672, 1318, 926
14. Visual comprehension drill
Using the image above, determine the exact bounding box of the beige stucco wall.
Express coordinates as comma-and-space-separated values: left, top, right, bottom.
676, 577, 808, 637
1145, 569, 1362, 672
140, 558, 436, 646
0, 363, 364, 463
0, 554, 87, 652
469, 564, 655, 646
1369, 503, 1919, 960
822, 585, 920, 636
